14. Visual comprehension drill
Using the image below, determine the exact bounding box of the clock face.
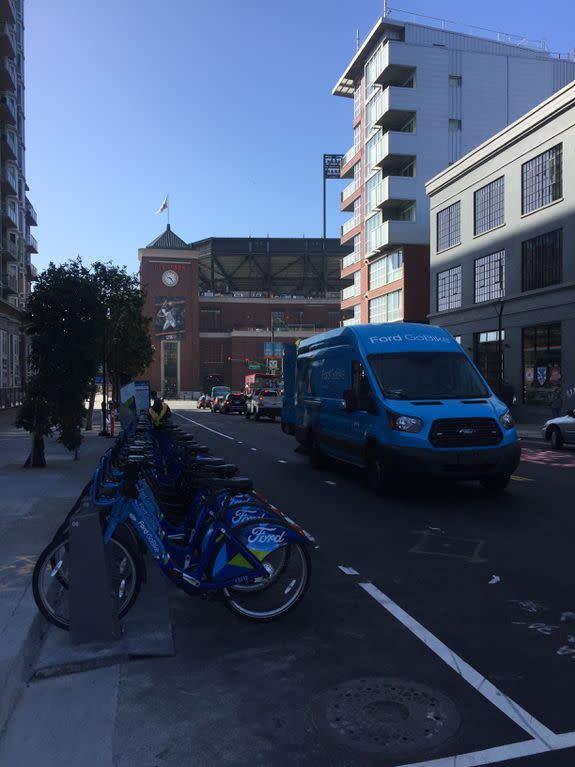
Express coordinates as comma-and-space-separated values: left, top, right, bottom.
162, 270, 179, 287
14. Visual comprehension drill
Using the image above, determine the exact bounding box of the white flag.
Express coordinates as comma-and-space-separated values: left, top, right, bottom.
156, 195, 168, 214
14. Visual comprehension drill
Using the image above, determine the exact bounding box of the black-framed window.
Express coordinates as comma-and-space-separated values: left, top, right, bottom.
437, 266, 461, 311
437, 202, 460, 252
474, 250, 505, 303
522, 229, 562, 292
521, 144, 562, 214
474, 177, 504, 235
522, 323, 561, 405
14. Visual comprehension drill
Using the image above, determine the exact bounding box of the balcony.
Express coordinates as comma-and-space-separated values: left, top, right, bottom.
1, 130, 17, 160
28, 263, 38, 281
340, 143, 361, 179
2, 200, 17, 228
0, 91, 15, 124
367, 131, 416, 173
26, 231, 38, 253
367, 176, 417, 212
341, 213, 361, 238
25, 198, 37, 226
368, 87, 416, 132
342, 282, 360, 301
367, 220, 419, 256
0, 57, 15, 91
1, 164, 17, 194
340, 177, 361, 211
0, 0, 16, 25
342, 248, 361, 270
1, 233, 17, 260
0, 22, 15, 58
1, 270, 17, 294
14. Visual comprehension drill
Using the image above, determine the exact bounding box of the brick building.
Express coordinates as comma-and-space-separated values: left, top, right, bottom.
139, 227, 350, 394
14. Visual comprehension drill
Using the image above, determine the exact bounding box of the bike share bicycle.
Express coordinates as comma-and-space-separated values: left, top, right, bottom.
32, 415, 314, 630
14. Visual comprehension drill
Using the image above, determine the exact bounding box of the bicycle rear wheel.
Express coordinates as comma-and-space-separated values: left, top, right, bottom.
32, 529, 141, 631
222, 543, 311, 622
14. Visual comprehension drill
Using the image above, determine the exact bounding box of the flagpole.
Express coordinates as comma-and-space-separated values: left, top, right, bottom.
167, 195, 170, 228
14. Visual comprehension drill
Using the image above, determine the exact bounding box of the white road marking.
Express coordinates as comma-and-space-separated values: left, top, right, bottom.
250, 447, 257, 452
278, 459, 287, 464
511, 475, 534, 482
358, 582, 557, 746
236, 441, 243, 444
324, 480, 336, 486
173, 412, 234, 440
394, 736, 575, 767
338, 566, 359, 576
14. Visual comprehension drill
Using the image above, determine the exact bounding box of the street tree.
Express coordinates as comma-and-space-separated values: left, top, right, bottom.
17, 259, 101, 467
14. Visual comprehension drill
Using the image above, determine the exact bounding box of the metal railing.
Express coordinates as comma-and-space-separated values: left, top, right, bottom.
26, 199, 37, 226
0, 386, 23, 409
341, 214, 361, 237
341, 177, 361, 201
26, 232, 38, 252
342, 282, 360, 301
342, 249, 361, 269
342, 143, 360, 167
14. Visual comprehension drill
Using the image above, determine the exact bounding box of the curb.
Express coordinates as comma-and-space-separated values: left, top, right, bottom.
0, 582, 48, 738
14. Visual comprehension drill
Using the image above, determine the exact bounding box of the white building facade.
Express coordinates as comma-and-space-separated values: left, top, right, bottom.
427, 81, 575, 419
333, 14, 575, 329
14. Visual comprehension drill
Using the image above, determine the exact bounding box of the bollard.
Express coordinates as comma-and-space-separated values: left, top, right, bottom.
69, 499, 121, 644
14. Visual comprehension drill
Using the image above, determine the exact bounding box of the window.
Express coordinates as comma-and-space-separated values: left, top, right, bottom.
354, 85, 361, 118
522, 229, 562, 292
353, 124, 361, 154
437, 202, 460, 251
271, 311, 284, 329
199, 309, 221, 331
449, 75, 462, 87
369, 250, 403, 289
368, 289, 403, 323
352, 360, 372, 399
400, 115, 416, 132
522, 144, 562, 215
328, 310, 341, 327
0, 329, 8, 388
343, 234, 361, 269
474, 330, 505, 384
263, 341, 284, 356
437, 266, 461, 311
474, 250, 505, 303
474, 177, 504, 235
343, 304, 361, 326
366, 171, 382, 211
522, 324, 561, 405
448, 119, 462, 131
204, 343, 224, 364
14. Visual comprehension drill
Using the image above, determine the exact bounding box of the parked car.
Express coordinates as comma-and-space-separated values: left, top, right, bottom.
197, 394, 209, 409
222, 392, 246, 415
210, 385, 230, 411
245, 389, 282, 421
542, 409, 575, 449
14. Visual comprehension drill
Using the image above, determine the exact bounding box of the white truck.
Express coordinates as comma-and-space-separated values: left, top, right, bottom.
245, 388, 282, 421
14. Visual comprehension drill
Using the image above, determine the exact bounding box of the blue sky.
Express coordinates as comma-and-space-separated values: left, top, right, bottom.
26, 0, 575, 274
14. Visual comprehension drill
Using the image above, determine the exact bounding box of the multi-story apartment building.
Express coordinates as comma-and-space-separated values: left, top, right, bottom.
0, 0, 37, 409
139, 228, 350, 394
333, 12, 575, 328
427, 80, 575, 419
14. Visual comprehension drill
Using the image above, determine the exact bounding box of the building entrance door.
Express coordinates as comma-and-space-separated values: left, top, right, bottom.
162, 340, 179, 398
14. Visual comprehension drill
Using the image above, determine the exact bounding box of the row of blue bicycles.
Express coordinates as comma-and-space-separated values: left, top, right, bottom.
32, 416, 315, 630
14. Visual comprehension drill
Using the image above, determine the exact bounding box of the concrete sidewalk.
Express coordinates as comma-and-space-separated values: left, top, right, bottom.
0, 418, 112, 735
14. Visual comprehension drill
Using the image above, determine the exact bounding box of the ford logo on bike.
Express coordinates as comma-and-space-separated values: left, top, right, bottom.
459, 428, 476, 435
247, 527, 286, 546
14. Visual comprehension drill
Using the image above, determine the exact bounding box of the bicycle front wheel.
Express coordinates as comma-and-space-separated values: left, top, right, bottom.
32, 530, 141, 631
222, 543, 311, 622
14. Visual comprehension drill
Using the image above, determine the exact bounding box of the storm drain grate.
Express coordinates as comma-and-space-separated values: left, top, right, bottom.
312, 677, 460, 756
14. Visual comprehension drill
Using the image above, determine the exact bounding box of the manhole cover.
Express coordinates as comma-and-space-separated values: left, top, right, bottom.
312, 677, 460, 756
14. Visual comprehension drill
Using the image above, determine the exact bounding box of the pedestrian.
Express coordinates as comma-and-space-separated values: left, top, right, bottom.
549, 387, 562, 419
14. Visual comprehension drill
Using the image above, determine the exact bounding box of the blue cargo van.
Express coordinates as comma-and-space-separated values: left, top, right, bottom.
289, 323, 520, 492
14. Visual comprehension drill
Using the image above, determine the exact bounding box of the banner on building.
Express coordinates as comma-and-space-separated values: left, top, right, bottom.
155, 296, 186, 338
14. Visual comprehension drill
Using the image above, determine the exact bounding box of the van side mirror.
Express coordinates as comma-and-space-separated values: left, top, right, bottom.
342, 389, 356, 412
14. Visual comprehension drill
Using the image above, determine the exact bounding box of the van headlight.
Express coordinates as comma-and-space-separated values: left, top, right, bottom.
388, 412, 423, 433
499, 410, 514, 430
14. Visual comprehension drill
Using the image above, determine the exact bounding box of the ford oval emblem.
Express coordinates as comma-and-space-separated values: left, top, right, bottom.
459, 428, 476, 435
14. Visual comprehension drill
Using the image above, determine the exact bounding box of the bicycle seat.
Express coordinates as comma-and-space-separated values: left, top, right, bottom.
196, 477, 253, 491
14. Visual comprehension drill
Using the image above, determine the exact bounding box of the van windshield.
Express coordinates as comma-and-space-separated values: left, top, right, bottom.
369, 352, 489, 400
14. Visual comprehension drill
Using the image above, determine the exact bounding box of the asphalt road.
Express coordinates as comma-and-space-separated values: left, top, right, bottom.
115, 409, 575, 767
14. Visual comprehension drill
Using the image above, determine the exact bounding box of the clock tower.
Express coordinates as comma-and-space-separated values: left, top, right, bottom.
138, 225, 200, 396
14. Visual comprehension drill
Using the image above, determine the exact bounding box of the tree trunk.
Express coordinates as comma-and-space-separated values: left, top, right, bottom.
24, 432, 46, 468
85, 387, 96, 431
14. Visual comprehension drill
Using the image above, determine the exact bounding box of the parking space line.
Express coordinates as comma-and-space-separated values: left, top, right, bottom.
173, 412, 234, 440
338, 566, 359, 575
358, 582, 557, 746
